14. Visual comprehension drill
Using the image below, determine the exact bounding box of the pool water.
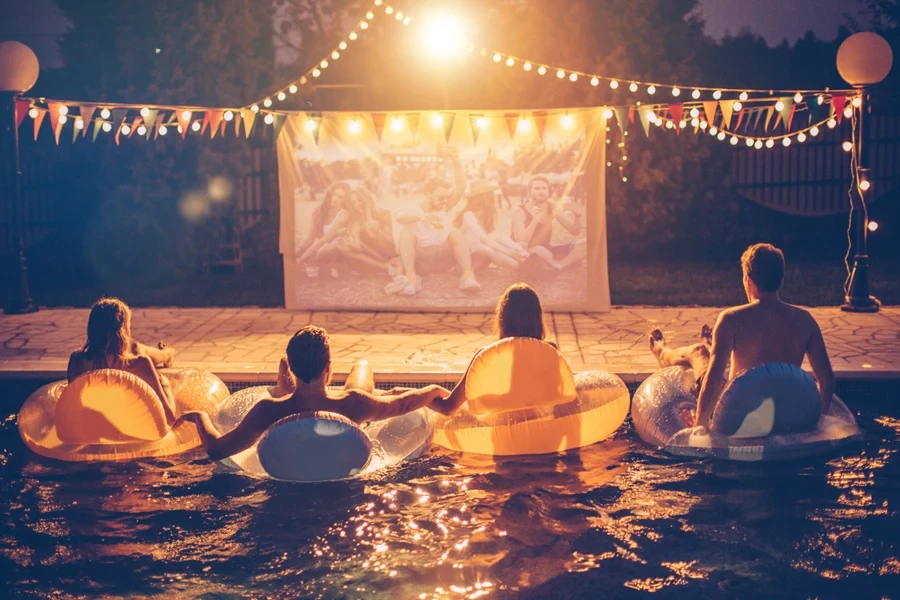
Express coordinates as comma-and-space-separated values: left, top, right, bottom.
2, 385, 899, 599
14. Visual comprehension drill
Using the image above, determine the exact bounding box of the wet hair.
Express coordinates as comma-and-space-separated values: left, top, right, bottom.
424, 176, 452, 196
528, 175, 551, 194
741, 243, 785, 293
494, 283, 545, 340
453, 192, 497, 233
82, 297, 132, 368
286, 326, 331, 384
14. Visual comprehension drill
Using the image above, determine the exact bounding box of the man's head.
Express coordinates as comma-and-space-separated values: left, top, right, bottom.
528, 176, 551, 204
740, 243, 785, 300
286, 326, 331, 385
424, 177, 453, 211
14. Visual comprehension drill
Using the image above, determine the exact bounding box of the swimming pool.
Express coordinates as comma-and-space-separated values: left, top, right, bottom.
2, 382, 898, 599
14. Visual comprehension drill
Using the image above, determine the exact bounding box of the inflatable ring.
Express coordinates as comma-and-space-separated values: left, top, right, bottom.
18, 367, 230, 462
632, 365, 862, 461
211, 386, 436, 482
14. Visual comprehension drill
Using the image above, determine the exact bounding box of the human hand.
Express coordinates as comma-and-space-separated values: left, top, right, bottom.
678, 407, 695, 428
427, 384, 452, 400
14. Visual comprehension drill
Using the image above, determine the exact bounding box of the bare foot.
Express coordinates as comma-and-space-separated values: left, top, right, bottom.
158, 341, 175, 368
648, 328, 668, 367
700, 324, 712, 346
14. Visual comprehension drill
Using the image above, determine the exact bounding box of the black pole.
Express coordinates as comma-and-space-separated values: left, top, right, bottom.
3, 92, 38, 315
841, 89, 880, 313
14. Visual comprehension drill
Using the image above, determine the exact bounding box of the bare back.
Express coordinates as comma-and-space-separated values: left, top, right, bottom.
722, 301, 817, 380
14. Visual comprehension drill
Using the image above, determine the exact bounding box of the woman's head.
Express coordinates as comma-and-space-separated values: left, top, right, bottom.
453, 191, 497, 232
83, 297, 132, 365
349, 186, 376, 220
494, 283, 545, 340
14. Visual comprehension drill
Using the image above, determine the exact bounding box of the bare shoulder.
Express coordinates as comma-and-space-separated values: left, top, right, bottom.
787, 304, 821, 332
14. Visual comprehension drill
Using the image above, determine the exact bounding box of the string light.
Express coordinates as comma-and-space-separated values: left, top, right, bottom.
842, 141, 853, 152
746, 138, 754, 147
517, 118, 530, 132
629, 82, 638, 92
692, 89, 701, 99
348, 119, 362, 134
277, 91, 287, 101
754, 140, 763, 149
730, 136, 738, 145
28, 107, 38, 118
360, 21, 369, 29
289, 84, 298, 94
709, 127, 718, 136
101, 108, 111, 119
391, 116, 404, 131
320, 60, 329, 69
339, 41, 347, 50
505, 57, 515, 67
58, 115, 67, 124
75, 118, 84, 130
733, 101, 742, 112
843, 106, 853, 119
610, 80, 619, 89
716, 131, 725, 140
305, 119, 317, 132
403, 17, 411, 24
817, 95, 825, 105
191, 121, 201, 131
102, 122, 112, 132
591, 77, 599, 86
827, 118, 837, 129
713, 90, 722, 100
475, 117, 488, 129
523, 62, 532, 71
385, 4, 393, 12
366, 11, 374, 19
602, 108, 613, 119
775, 100, 784, 111
666, 121, 674, 129
431, 113, 443, 127
264, 113, 274, 125
137, 125, 147, 136
782, 137, 791, 147
868, 220, 878, 232
224, 111, 234, 121
181, 110, 192, 120
561, 114, 574, 129
556, 69, 566, 79
647, 85, 656, 95
538, 66, 547, 75
349, 32, 358, 41
860, 180, 871, 192
569, 73, 578, 82
395, 12, 403, 20
739, 92, 749, 101
312, 68, 321, 78
794, 92, 803, 103
121, 124, 131, 135
797, 132, 807, 142
493, 53, 501, 62
671, 87, 681, 97
852, 96, 862, 108
159, 125, 168, 136
699, 121, 708, 130
140, 107, 149, 118
810, 126, 820, 136
251, 104, 260, 113
765, 139, 775, 148
332, 51, 340, 60
263, 98, 273, 107
689, 107, 700, 118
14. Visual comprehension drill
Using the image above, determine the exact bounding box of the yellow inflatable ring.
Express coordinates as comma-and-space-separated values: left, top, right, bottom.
433, 338, 630, 455
18, 367, 230, 462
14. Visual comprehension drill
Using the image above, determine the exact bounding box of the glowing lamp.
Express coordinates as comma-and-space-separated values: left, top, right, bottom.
366, 11, 374, 19
224, 111, 234, 121
493, 53, 501, 62
506, 57, 515, 67
320, 60, 328, 69
827, 118, 837, 129
782, 137, 791, 147
139, 107, 149, 118
181, 110, 192, 120
0, 41, 39, 93
277, 91, 287, 101
568, 73, 578, 82
629, 82, 639, 92
537, 66, 547, 75
713, 90, 722, 100
602, 108, 613, 120
263, 113, 274, 125
692, 89, 701, 99
765, 139, 775, 148
385, 5, 393, 13
102, 122, 112, 132
739, 91, 749, 101
843, 141, 853, 152
843, 106, 853, 118
733, 101, 742, 112
524, 62, 532, 71
775, 101, 784, 112
28, 107, 38, 119
868, 220, 878, 232
689, 107, 700, 118
794, 92, 803, 103
101, 108, 111, 119
312, 68, 321, 78
852, 96, 862, 108
332, 51, 340, 60
591, 77, 600, 87
797, 132, 807, 142
348, 119, 362, 134
837, 32, 893, 86
137, 125, 146, 136
391, 116, 404, 131
860, 180, 871, 192
475, 117, 488, 129
339, 42, 348, 50
305, 119, 317, 132
810, 126, 819, 136
360, 21, 369, 30
263, 98, 273, 107
289, 84, 298, 94
159, 125, 168, 136
754, 140, 763, 149
517, 118, 530, 132
191, 121, 201, 131
746, 138, 754, 147
561, 114, 574, 129
58, 114, 67, 124
75, 118, 84, 130
430, 113, 443, 128
251, 104, 260, 113
671, 87, 681, 97
716, 131, 725, 140
556, 69, 565, 79
609, 80, 619, 89
647, 85, 656, 95
730, 136, 738, 145
349, 32, 358, 41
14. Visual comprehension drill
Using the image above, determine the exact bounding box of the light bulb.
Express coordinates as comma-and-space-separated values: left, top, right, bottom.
58, 105, 69, 116
622, 155, 628, 161
842, 141, 852, 152
602, 108, 613, 119
591, 77, 600, 86
277, 91, 287, 101
794, 92, 803, 103
679, 120, 687, 128
827, 118, 836, 129
523, 62, 532, 71
251, 104, 260, 113
700, 121, 708, 129
797, 132, 807, 142
629, 82, 638, 92
289, 84, 298, 94
739, 91, 749, 101
390, 116, 404, 131
375, 0, 382, 5
844, 106, 853, 118
403, 17, 411, 24
517, 118, 530, 132
622, 177, 628, 182
476, 117, 487, 129
569, 73, 578, 82
765, 139, 775, 148
647, 85, 656, 95
137, 125, 147, 136
730, 136, 739, 145
159, 125, 168, 136
75, 118, 84, 130
102, 122, 112, 132
28, 107, 38, 119
557, 69, 566, 79
671, 87, 681, 97
101, 108, 111, 119
610, 80, 619, 89
224, 111, 234, 121
709, 127, 718, 136
506, 57, 514, 67
867, 220, 878, 232
689, 108, 700, 118
395, 12, 403, 20
140, 107, 149, 118
176, 125, 183, 134
349, 32, 358, 41
263, 98, 273, 107
666, 121, 674, 129
264, 113, 274, 125
339, 41, 347, 50
746, 138, 754, 147
817, 95, 824, 105
305, 119, 317, 132
713, 90, 722, 100
717, 131, 725, 140
191, 121, 201, 131
775, 101, 784, 112
431, 113, 443, 128
331, 51, 340, 60
312, 68, 321, 78
121, 124, 131, 135
348, 119, 362, 134
366, 11, 374, 19
385, 5, 393, 14
320, 60, 328, 69
182, 110, 192, 120
733, 101, 742, 112
860, 180, 871, 192
754, 140, 763, 149
692, 89, 701, 99
810, 126, 819, 136
561, 114, 574, 129
852, 96, 862, 108
782, 137, 791, 147
493, 53, 501, 62
538, 66, 547, 75
58, 115, 67, 124
692, 118, 700, 127
360, 21, 369, 29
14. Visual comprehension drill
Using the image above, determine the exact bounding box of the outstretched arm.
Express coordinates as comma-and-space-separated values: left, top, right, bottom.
445, 148, 467, 212
805, 316, 835, 414
176, 399, 279, 461
554, 204, 582, 236
695, 312, 734, 429
340, 385, 451, 423
430, 353, 479, 416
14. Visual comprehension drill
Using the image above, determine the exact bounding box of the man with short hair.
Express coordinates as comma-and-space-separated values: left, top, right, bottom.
387, 147, 480, 296
511, 175, 586, 271
649, 243, 835, 429
176, 326, 450, 461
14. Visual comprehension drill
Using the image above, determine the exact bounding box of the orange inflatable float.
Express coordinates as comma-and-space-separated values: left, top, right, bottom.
18, 368, 229, 461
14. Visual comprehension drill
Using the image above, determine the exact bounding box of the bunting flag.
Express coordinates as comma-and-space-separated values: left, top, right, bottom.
504, 112, 518, 138
763, 105, 776, 132
533, 110, 547, 142
176, 110, 192, 139
702, 101, 718, 126
468, 114, 483, 144
200, 111, 210, 135
92, 118, 104, 142
53, 117, 64, 145
79, 105, 96, 137
807, 96, 825, 124
239, 108, 256, 138
734, 107, 746, 130
72, 119, 81, 143
233, 111, 242, 138
668, 103, 683, 123
47, 102, 64, 132
307, 113, 321, 144
628, 105, 636, 124
832, 94, 847, 124
752, 107, 765, 130
779, 98, 793, 130
371, 113, 386, 142
111, 108, 128, 132
272, 114, 287, 140
638, 106, 654, 136
719, 100, 733, 130
613, 106, 629, 134
406, 112, 420, 140
441, 112, 456, 144
143, 109, 159, 139
786, 104, 796, 130
15, 98, 30, 128
32, 108, 46, 140
129, 116, 143, 138
114, 120, 124, 145
207, 110, 224, 139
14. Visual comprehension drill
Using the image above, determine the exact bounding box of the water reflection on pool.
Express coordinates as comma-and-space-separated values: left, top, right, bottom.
1, 397, 898, 599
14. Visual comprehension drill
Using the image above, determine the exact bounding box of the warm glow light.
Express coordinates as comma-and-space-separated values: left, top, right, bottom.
264, 113, 274, 125
843, 141, 853, 152
692, 89, 701, 99
754, 140, 763, 149
366, 11, 374, 19
224, 110, 234, 121
475, 116, 488, 129
360, 21, 369, 29
810, 126, 819, 136
375, 0, 382, 5
137, 125, 146, 136
852, 96, 862, 108
102, 122, 112, 132
817, 95, 825, 105
251, 104, 260, 113
191, 121, 201, 131
523, 62, 532, 71
713, 90, 722, 100
868, 220, 878, 231
860, 180, 871, 191
557, 69, 566, 79
349, 32, 358, 41
537, 66, 547, 75
385, 6, 393, 14
395, 12, 403, 20
424, 14, 465, 56
431, 113, 443, 128
797, 132, 807, 142
101, 108, 111, 119
666, 120, 674, 129
782, 137, 791, 147
746, 138, 754, 147
305, 119, 317, 132
591, 77, 600, 86
739, 91, 749, 101
139, 107, 149, 118
775, 101, 785, 112
647, 85, 656, 95
517, 118, 530, 132
610, 79, 619, 89
263, 98, 273, 107
506, 57, 515, 67
277, 91, 287, 101
730, 136, 739, 145
827, 118, 837, 128
602, 108, 614, 119
58, 114, 67, 124
348, 119, 362, 134
710, 127, 718, 135
332, 51, 340, 60
672, 87, 681, 96
569, 73, 578, 82
403, 17, 411, 24
120, 124, 131, 135
75, 118, 84, 130
794, 92, 804, 103
312, 68, 321, 77
844, 106, 853, 118
57, 105, 68, 116
493, 53, 501, 62
717, 130, 725, 140
181, 110, 192, 120
28, 107, 38, 119
561, 114, 574, 129
765, 139, 775, 148
320, 60, 329, 69
391, 116, 404, 131
690, 107, 700, 118
629, 82, 638, 92
339, 41, 347, 50
733, 101, 743, 112
159, 125, 168, 136
289, 84, 298, 94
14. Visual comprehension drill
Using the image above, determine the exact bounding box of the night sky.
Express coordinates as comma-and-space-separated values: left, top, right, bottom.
2, 0, 866, 69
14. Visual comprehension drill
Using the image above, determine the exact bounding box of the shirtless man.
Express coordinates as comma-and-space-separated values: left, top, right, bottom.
649, 243, 835, 430
175, 326, 450, 461
511, 175, 586, 271
386, 148, 480, 296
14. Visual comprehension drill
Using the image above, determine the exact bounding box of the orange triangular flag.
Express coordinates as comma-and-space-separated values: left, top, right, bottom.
176, 110, 192, 139
719, 101, 733, 130
207, 110, 223, 138
48, 102, 64, 131
129, 116, 142, 138
33, 108, 47, 140
79, 105, 96, 137
371, 113, 386, 142
735, 107, 746, 130
628, 105, 636, 124
702, 101, 718, 126
239, 109, 256, 138
764, 106, 776, 131
233, 111, 242, 137
504, 113, 518, 138
832, 94, 847, 124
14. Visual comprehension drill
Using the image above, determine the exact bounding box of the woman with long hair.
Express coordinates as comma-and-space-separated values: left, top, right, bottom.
296, 181, 353, 276
335, 185, 401, 274
67, 298, 178, 424
431, 283, 555, 415
453, 182, 528, 270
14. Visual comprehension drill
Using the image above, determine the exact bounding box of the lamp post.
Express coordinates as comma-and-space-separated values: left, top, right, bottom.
837, 32, 893, 313
0, 41, 40, 314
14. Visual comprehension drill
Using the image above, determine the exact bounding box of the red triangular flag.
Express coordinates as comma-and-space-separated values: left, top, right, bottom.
407, 113, 420, 140
371, 113, 386, 142
79, 105, 96, 137
533, 111, 547, 142
668, 103, 684, 122
441, 112, 456, 144
702, 101, 718, 126
504, 113, 518, 138
832, 94, 847, 124
33, 108, 47, 140
207, 110, 223, 139
176, 110, 192, 139
719, 101, 734, 130
15, 99, 30, 128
